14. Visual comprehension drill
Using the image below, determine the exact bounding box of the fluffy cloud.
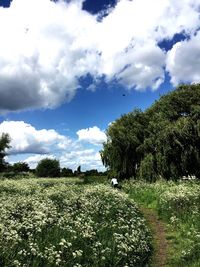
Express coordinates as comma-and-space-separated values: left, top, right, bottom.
115, 43, 165, 90
24, 154, 55, 169
23, 149, 104, 171
166, 31, 200, 85
0, 0, 199, 113
77, 126, 106, 145
59, 149, 104, 171
0, 0, 98, 113
0, 120, 71, 154
0, 120, 105, 170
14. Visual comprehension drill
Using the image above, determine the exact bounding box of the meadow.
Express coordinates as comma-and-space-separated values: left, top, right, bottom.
0, 178, 152, 267
0, 176, 199, 267
124, 180, 200, 267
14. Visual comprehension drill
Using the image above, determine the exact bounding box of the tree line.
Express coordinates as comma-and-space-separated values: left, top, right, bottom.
0, 141, 106, 178
100, 84, 200, 181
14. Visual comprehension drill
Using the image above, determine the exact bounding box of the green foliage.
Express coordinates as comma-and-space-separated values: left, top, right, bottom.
101, 109, 147, 179
61, 167, 73, 177
0, 171, 33, 180
81, 175, 108, 185
124, 180, 200, 266
107, 169, 118, 179
0, 133, 11, 172
0, 171, 17, 179
101, 84, 200, 180
77, 165, 81, 173
84, 169, 98, 176
138, 154, 156, 182
12, 162, 30, 173
73, 165, 81, 177
36, 158, 60, 177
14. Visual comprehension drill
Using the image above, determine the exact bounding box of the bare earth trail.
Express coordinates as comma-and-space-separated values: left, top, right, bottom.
140, 207, 168, 267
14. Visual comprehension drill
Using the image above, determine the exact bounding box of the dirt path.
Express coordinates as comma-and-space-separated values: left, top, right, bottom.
140, 207, 168, 267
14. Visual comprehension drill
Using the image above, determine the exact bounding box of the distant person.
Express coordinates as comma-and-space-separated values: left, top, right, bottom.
111, 177, 119, 188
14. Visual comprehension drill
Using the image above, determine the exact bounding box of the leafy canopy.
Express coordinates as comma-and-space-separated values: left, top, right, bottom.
101, 84, 200, 181
36, 158, 60, 178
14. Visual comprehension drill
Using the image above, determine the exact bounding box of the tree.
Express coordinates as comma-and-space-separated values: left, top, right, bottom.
142, 84, 200, 180
36, 158, 60, 177
77, 165, 81, 173
12, 162, 30, 173
61, 167, 73, 177
100, 109, 147, 179
0, 133, 11, 172
101, 84, 200, 181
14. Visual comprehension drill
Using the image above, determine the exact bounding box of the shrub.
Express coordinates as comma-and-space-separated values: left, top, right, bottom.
36, 158, 60, 177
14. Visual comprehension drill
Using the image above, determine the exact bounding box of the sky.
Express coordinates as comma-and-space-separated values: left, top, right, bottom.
0, 0, 200, 171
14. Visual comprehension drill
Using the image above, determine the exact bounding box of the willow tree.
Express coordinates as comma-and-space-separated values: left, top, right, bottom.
100, 109, 147, 179
141, 84, 200, 180
101, 84, 200, 181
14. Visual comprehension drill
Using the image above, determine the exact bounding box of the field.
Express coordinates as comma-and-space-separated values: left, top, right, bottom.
0, 176, 199, 267
0, 178, 151, 267
124, 180, 200, 267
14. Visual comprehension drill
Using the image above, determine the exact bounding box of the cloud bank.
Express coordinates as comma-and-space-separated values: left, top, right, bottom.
0, 120, 106, 170
0, 0, 199, 113
0, 120, 71, 154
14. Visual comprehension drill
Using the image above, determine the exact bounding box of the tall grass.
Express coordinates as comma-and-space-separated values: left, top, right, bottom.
124, 180, 200, 267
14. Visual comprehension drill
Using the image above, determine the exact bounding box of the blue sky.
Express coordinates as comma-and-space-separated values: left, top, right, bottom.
0, 0, 199, 171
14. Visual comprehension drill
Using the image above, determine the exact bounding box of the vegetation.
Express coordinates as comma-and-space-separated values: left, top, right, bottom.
101, 84, 200, 180
12, 162, 30, 173
0, 133, 11, 172
124, 180, 200, 267
36, 158, 60, 177
84, 169, 99, 176
0, 178, 152, 267
61, 167, 73, 177
0, 83, 200, 267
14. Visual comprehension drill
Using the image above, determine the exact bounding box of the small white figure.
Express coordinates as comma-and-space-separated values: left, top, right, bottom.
111, 177, 119, 188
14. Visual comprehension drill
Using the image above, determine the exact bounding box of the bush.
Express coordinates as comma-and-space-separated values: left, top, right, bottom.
36, 158, 60, 177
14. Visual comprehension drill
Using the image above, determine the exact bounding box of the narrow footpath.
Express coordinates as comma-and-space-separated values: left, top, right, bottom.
140, 207, 168, 267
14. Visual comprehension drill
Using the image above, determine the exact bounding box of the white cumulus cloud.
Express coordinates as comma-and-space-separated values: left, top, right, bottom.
0, 0, 199, 113
60, 149, 104, 171
166, 31, 200, 85
77, 126, 106, 145
0, 120, 105, 171
0, 120, 71, 154
0, 0, 98, 113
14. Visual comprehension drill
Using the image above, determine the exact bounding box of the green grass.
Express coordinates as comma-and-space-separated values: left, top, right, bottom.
123, 180, 200, 267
